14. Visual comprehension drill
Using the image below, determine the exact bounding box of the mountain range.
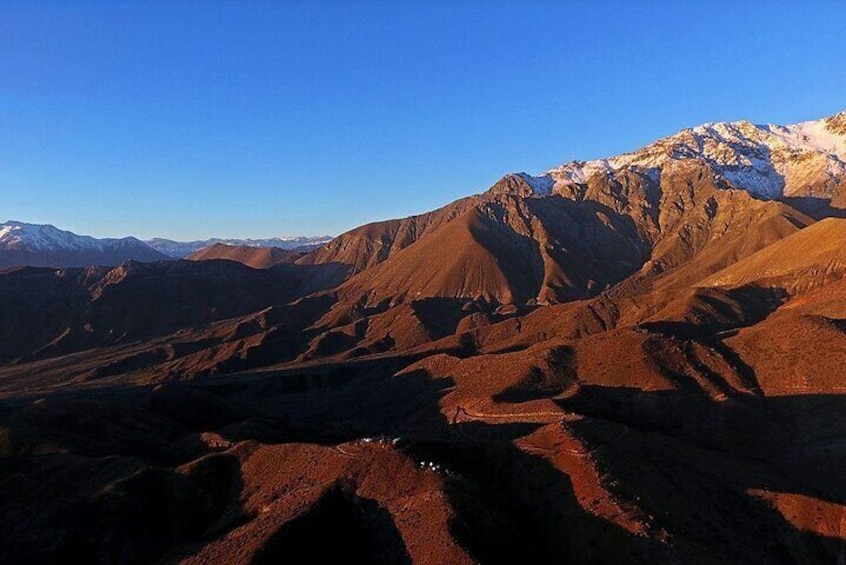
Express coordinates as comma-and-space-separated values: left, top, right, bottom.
0, 220, 332, 267
2, 111, 845, 563
146, 235, 333, 258
0, 221, 169, 267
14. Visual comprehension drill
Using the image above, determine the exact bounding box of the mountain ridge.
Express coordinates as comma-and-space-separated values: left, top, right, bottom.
187, 243, 303, 268
515, 111, 846, 209
147, 235, 333, 258
0, 220, 169, 267
0, 220, 333, 267
303, 110, 845, 271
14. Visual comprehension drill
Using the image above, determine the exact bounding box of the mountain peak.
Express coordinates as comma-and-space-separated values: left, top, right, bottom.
487, 173, 554, 197
0, 220, 94, 251
516, 111, 846, 202
0, 220, 168, 267
824, 110, 846, 135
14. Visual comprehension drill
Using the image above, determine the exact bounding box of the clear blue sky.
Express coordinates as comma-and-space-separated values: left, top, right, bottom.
1, 1, 844, 240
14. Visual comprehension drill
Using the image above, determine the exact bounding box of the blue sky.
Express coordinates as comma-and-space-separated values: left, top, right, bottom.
1, 1, 844, 240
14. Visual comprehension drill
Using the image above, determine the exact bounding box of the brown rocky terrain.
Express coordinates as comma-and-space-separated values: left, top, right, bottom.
1, 112, 845, 563
187, 244, 302, 269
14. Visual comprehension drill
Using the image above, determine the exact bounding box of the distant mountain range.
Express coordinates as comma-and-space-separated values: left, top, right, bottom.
0, 221, 169, 267
0, 220, 333, 267
145, 236, 333, 258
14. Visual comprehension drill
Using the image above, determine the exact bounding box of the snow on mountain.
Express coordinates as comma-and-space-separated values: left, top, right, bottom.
0, 220, 333, 264
146, 236, 334, 258
0, 221, 106, 251
519, 111, 846, 201
515, 172, 554, 195
0, 221, 169, 267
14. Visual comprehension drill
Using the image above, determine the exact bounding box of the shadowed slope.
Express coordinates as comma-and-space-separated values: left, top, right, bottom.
0, 260, 340, 364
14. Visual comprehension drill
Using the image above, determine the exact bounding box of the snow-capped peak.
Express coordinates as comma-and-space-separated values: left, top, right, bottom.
0, 221, 108, 251
0, 220, 163, 253
0, 221, 168, 268
531, 111, 846, 201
